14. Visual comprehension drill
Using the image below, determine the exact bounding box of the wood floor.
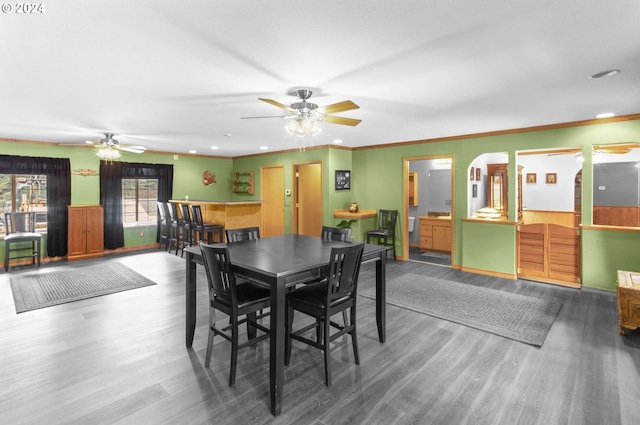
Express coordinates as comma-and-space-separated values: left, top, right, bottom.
1, 249, 639, 425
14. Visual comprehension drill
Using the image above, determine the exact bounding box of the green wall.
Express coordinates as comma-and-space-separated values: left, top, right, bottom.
3, 117, 640, 290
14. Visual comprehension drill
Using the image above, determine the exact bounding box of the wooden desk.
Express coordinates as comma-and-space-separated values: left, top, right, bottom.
184, 235, 388, 416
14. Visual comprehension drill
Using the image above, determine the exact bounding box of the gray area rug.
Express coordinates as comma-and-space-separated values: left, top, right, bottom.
10, 262, 157, 313
360, 273, 561, 346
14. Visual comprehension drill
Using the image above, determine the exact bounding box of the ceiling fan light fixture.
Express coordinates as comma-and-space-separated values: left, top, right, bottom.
285, 116, 321, 137
96, 145, 121, 162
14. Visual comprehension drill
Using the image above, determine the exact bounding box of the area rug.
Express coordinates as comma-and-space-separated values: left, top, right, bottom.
359, 273, 561, 346
10, 262, 157, 313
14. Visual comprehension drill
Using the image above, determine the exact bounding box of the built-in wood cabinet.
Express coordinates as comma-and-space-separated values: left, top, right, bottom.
68, 205, 104, 261
419, 216, 452, 253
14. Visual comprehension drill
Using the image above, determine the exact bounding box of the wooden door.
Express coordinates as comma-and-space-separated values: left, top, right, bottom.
517, 223, 581, 288
67, 207, 87, 257
295, 162, 322, 237
261, 165, 285, 237
85, 206, 104, 255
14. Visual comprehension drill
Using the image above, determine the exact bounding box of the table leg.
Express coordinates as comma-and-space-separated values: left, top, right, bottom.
269, 277, 286, 416
186, 251, 197, 347
375, 251, 387, 343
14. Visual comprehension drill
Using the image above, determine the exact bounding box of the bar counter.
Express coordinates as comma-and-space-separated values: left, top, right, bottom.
170, 200, 263, 232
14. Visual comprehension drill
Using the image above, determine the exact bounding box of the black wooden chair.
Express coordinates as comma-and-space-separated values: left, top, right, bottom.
189, 204, 223, 244
199, 242, 271, 386
156, 202, 171, 251
285, 241, 365, 387
3, 212, 42, 272
366, 209, 397, 260
178, 203, 194, 256
226, 226, 260, 243
321, 225, 352, 242
165, 202, 181, 255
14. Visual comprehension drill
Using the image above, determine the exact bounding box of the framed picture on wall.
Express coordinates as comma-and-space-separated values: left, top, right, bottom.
335, 170, 351, 190
472, 184, 478, 198
470, 167, 475, 181
546, 173, 557, 184
475, 167, 481, 181
526, 173, 537, 183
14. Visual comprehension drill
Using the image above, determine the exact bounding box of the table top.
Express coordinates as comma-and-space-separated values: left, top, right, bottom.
186, 234, 386, 279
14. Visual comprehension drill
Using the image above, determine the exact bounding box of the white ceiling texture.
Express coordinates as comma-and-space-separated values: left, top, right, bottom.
1, 0, 639, 157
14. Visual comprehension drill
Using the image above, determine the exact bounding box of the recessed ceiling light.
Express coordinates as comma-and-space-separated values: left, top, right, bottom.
224, 133, 232, 137
210, 146, 219, 150
188, 150, 196, 154
596, 112, 615, 119
260, 146, 268, 150
590, 69, 621, 79
333, 139, 343, 144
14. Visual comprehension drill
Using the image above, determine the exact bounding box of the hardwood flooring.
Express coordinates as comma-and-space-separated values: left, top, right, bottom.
1, 249, 639, 424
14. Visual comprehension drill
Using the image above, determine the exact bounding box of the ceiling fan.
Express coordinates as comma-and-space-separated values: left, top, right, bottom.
87, 133, 147, 154
242, 89, 362, 128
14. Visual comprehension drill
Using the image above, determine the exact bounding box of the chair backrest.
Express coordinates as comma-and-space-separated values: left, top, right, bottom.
321, 225, 352, 242
4, 211, 37, 235
226, 227, 260, 243
166, 202, 179, 222
178, 203, 192, 224
377, 209, 398, 233
157, 202, 167, 222
189, 204, 204, 226
325, 241, 365, 303
199, 242, 237, 304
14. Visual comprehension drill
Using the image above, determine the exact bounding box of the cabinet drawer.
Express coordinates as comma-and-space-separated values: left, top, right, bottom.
420, 224, 432, 236
420, 236, 433, 249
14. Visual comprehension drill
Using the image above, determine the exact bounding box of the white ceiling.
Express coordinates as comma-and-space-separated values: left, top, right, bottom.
1, 0, 639, 157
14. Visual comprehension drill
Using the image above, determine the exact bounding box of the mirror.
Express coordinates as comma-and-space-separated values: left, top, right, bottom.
592, 143, 640, 227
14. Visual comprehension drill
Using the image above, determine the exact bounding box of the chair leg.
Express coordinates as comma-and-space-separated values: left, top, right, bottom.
205, 311, 216, 367
4, 243, 9, 272
351, 308, 360, 365
229, 318, 239, 387
247, 312, 257, 339
285, 306, 293, 365
323, 315, 332, 387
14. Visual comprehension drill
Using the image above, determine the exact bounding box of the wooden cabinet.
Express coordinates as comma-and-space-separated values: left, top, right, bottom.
419, 216, 452, 253
617, 270, 640, 335
68, 205, 104, 261
408, 172, 418, 206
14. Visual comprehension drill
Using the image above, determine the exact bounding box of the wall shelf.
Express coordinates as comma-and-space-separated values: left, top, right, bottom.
233, 171, 254, 195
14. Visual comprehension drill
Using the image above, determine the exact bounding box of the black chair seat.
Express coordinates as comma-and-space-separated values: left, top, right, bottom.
288, 280, 351, 309
215, 281, 271, 309
4, 212, 42, 272
366, 209, 397, 261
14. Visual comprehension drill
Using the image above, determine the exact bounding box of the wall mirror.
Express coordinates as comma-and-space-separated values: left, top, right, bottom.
468, 152, 508, 219
591, 142, 640, 228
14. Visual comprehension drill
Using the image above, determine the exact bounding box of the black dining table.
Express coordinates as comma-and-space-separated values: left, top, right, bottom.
184, 234, 388, 416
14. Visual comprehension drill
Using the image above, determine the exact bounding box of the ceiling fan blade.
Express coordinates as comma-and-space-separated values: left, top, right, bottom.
259, 98, 297, 113
316, 100, 359, 115
240, 115, 288, 120
320, 115, 362, 126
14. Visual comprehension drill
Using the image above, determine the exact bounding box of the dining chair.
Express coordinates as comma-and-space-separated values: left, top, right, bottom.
285, 241, 365, 387
366, 209, 397, 261
199, 242, 271, 386
156, 202, 170, 251
320, 225, 352, 242
178, 203, 194, 256
189, 204, 223, 244
165, 202, 181, 254
226, 226, 260, 243
3, 211, 42, 272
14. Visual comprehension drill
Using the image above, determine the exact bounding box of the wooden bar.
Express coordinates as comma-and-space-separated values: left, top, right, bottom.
170, 200, 263, 235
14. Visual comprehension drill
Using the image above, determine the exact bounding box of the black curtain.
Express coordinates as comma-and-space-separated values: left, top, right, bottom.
99, 161, 173, 249
0, 155, 71, 257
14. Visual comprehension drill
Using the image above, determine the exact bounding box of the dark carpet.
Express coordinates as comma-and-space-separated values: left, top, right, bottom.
10, 262, 157, 313
359, 273, 561, 346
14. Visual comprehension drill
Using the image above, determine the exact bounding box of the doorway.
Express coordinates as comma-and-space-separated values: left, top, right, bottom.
293, 161, 322, 237
403, 156, 454, 266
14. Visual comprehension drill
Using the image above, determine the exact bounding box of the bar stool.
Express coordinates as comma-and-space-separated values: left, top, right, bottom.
165, 202, 180, 254
178, 203, 194, 256
156, 202, 170, 251
190, 204, 223, 244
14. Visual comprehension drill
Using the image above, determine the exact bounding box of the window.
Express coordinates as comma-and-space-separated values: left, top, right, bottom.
122, 178, 158, 224
0, 174, 48, 232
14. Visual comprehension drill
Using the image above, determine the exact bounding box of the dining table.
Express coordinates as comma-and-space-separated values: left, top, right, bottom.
184, 234, 388, 416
